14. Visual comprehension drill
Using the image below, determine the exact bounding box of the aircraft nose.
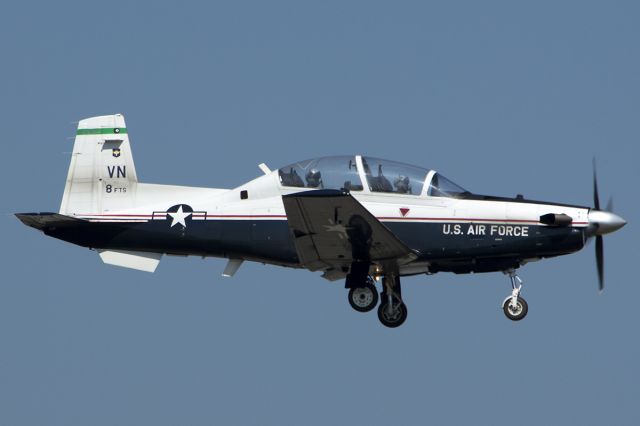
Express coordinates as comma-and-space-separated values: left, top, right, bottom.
588, 210, 627, 235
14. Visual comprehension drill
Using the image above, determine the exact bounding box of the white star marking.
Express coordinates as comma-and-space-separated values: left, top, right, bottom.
168, 205, 192, 228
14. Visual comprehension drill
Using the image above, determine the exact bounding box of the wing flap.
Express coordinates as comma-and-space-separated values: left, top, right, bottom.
282, 190, 416, 272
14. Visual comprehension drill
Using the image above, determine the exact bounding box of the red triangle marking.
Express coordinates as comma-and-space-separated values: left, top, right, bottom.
400, 208, 410, 217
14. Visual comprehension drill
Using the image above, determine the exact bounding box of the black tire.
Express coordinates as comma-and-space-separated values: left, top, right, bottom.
377, 300, 408, 328
503, 296, 528, 321
348, 282, 378, 313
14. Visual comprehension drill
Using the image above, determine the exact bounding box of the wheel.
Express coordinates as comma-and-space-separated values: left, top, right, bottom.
503, 296, 528, 321
348, 282, 378, 312
377, 299, 408, 328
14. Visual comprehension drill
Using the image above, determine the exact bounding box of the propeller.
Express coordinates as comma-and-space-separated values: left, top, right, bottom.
590, 159, 626, 292
592, 159, 604, 292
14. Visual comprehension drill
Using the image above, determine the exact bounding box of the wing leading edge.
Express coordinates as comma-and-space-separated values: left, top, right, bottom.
282, 190, 417, 279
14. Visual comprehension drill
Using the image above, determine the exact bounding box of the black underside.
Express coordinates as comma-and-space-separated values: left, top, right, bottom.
16, 212, 586, 275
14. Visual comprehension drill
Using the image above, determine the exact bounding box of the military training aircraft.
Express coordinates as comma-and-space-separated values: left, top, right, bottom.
16, 114, 627, 327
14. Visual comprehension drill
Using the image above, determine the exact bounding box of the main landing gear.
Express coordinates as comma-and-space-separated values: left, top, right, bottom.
348, 277, 378, 312
377, 275, 407, 328
346, 273, 407, 328
502, 269, 528, 321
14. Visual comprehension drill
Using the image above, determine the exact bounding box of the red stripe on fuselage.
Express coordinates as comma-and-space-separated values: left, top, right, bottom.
75, 213, 587, 225
379, 216, 588, 225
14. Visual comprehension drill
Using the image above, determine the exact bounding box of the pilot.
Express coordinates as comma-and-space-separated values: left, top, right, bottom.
394, 175, 411, 194
371, 164, 393, 192
306, 169, 323, 188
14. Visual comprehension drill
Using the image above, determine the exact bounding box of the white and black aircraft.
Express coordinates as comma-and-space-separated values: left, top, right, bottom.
17, 114, 627, 327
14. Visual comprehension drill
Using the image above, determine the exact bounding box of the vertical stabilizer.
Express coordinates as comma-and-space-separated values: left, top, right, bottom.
60, 114, 139, 215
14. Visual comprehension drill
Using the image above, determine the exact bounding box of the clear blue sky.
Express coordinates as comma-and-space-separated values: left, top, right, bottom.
1, 1, 638, 425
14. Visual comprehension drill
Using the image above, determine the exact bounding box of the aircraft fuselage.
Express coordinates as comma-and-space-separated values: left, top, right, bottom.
28, 189, 590, 276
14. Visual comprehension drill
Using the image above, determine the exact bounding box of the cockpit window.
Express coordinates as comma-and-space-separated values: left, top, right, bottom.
361, 156, 428, 195
428, 173, 469, 198
278, 156, 363, 191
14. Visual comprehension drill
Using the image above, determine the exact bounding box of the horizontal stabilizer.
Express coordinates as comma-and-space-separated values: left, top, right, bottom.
98, 249, 162, 273
15, 212, 86, 231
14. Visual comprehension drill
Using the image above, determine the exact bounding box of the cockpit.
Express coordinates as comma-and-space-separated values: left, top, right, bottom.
278, 155, 469, 198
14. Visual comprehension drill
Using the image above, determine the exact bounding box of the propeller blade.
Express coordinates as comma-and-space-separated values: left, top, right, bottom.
596, 235, 604, 292
606, 197, 614, 213
593, 158, 600, 210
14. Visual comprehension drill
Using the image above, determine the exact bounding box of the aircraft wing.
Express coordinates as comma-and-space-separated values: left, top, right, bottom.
282, 190, 417, 278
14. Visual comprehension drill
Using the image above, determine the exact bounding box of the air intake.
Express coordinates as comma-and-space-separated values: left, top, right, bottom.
539, 213, 573, 227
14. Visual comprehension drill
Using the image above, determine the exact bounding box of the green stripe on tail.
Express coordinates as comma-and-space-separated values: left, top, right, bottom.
76, 128, 128, 135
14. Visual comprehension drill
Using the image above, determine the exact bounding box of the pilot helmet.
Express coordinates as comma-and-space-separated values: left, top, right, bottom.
394, 175, 410, 194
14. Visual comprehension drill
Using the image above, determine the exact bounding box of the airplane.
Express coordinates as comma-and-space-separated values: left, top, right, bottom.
16, 114, 627, 328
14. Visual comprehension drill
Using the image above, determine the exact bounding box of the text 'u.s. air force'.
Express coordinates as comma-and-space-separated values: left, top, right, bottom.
443, 224, 529, 237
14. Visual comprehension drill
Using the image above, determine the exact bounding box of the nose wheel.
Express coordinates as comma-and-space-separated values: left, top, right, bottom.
502, 269, 528, 321
503, 296, 528, 321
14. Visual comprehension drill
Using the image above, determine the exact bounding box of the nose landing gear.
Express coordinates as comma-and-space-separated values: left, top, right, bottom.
502, 269, 528, 321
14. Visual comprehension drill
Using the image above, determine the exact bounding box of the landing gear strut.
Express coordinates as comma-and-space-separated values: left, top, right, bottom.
502, 269, 528, 321
348, 277, 378, 312
377, 274, 408, 328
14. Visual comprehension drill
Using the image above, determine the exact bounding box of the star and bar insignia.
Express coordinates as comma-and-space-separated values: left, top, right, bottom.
151, 204, 207, 229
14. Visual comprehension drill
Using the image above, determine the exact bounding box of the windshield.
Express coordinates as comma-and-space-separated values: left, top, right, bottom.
278, 156, 363, 191
428, 173, 469, 198
361, 156, 429, 195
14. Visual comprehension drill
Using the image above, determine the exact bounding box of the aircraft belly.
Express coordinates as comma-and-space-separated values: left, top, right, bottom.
43, 219, 299, 266
384, 221, 586, 261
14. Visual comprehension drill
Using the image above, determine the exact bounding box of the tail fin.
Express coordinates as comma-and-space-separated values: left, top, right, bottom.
59, 114, 139, 215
